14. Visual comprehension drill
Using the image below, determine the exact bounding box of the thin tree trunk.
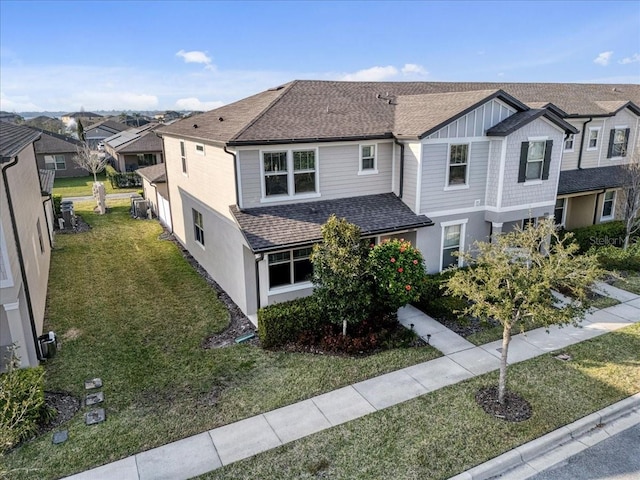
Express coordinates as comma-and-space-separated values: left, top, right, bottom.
498, 323, 512, 404
342, 319, 347, 336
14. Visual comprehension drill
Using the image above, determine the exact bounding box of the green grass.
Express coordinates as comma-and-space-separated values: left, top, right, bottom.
614, 272, 640, 295
4, 200, 439, 480
199, 323, 640, 480
53, 173, 139, 197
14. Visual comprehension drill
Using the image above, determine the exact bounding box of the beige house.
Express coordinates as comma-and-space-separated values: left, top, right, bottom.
137, 164, 171, 230
1, 123, 53, 368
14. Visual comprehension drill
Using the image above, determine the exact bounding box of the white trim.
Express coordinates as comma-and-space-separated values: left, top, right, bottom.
259, 147, 320, 202
439, 219, 467, 271
523, 179, 543, 186
234, 148, 244, 209
423, 200, 555, 218
415, 143, 423, 213
391, 141, 396, 193
235, 139, 394, 151
0, 223, 14, 289
2, 301, 19, 312
358, 143, 378, 174
587, 126, 601, 151
554, 197, 567, 227
609, 125, 630, 160
422, 135, 488, 145
601, 190, 616, 221
195, 143, 205, 155
444, 142, 471, 189
496, 138, 508, 209
268, 281, 313, 296
563, 134, 575, 153
440, 218, 469, 227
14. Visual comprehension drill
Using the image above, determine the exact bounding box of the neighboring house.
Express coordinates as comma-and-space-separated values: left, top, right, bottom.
0, 111, 25, 123
160, 80, 623, 322
60, 111, 103, 125
84, 119, 130, 149
109, 114, 152, 128
0, 122, 53, 368
136, 164, 171, 230
154, 111, 183, 123
29, 127, 87, 177
104, 123, 163, 172
24, 115, 66, 135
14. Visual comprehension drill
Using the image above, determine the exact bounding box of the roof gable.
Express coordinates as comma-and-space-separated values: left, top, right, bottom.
486, 109, 579, 136
0, 122, 41, 162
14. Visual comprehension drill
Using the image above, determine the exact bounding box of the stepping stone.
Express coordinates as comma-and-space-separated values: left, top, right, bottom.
52, 430, 68, 444
84, 378, 103, 390
86, 391, 104, 406
85, 408, 106, 425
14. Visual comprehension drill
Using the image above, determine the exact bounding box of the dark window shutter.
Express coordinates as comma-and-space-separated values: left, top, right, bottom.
622, 128, 631, 156
542, 140, 553, 180
607, 129, 615, 158
518, 142, 529, 183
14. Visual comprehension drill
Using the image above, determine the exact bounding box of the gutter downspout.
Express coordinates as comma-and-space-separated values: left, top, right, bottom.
577, 118, 592, 170
223, 146, 240, 207
42, 195, 53, 248
2, 157, 43, 361
593, 187, 607, 225
394, 138, 405, 198
254, 253, 264, 312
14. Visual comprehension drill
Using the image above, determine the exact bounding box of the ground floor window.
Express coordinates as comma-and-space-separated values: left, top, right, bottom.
268, 246, 313, 289
44, 155, 66, 170
192, 209, 204, 246
602, 191, 616, 220
137, 153, 156, 166
554, 198, 566, 226
522, 217, 538, 230
442, 223, 463, 270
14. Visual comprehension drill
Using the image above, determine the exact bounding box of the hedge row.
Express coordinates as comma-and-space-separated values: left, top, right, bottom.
257, 296, 323, 348
595, 243, 640, 271
567, 221, 632, 253
106, 165, 142, 189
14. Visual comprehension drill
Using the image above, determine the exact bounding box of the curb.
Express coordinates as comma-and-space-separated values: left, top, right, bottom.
449, 392, 640, 480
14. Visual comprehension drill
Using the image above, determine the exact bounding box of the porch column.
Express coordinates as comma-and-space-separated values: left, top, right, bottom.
3, 300, 32, 368
491, 222, 503, 243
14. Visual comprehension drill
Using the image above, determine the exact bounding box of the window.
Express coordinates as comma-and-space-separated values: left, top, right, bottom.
448, 144, 468, 186
180, 141, 187, 174
360, 144, 376, 172
602, 191, 615, 220
522, 217, 537, 230
264, 151, 288, 196
564, 134, 574, 152
192, 209, 204, 246
262, 149, 318, 198
44, 155, 66, 170
607, 128, 630, 158
137, 153, 156, 166
268, 247, 313, 289
36, 218, 44, 254
195, 144, 205, 155
518, 140, 552, 183
587, 128, 600, 150
442, 224, 462, 270
293, 150, 316, 194
554, 198, 566, 226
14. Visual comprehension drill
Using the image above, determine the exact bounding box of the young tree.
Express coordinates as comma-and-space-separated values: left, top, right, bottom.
76, 118, 86, 142
73, 143, 108, 183
446, 217, 602, 405
310, 215, 372, 336
620, 145, 640, 250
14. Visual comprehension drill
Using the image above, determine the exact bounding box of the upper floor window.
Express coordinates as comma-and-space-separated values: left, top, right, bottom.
180, 141, 187, 174
448, 144, 469, 186
268, 247, 313, 289
587, 128, 600, 150
44, 155, 66, 170
601, 191, 615, 220
263, 149, 318, 198
564, 134, 575, 152
607, 127, 630, 158
192, 209, 204, 246
518, 139, 552, 183
359, 144, 377, 173
195, 144, 205, 155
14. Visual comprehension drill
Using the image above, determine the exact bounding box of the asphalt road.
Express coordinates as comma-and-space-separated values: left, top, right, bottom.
529, 423, 640, 480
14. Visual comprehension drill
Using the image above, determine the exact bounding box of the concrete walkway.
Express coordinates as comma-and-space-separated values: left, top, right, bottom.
65, 283, 640, 480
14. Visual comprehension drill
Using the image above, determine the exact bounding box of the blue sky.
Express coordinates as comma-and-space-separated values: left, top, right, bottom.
1, 0, 639, 112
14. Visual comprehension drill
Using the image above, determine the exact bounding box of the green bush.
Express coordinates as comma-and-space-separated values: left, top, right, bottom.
0, 355, 52, 453
594, 243, 640, 271
52, 194, 62, 218
568, 221, 630, 253
420, 296, 468, 321
258, 296, 324, 348
105, 165, 142, 189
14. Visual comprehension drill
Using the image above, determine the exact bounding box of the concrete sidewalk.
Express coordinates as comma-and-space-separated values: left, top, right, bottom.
65, 283, 640, 480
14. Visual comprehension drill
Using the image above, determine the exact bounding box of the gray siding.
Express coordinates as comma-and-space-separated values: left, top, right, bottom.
425, 99, 516, 140
419, 141, 490, 213
485, 139, 502, 207
401, 142, 420, 212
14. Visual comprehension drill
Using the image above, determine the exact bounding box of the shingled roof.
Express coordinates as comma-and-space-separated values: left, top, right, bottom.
487, 109, 578, 136
0, 122, 41, 162
230, 193, 433, 253
158, 80, 640, 146
136, 164, 166, 183
31, 128, 83, 154
558, 165, 629, 195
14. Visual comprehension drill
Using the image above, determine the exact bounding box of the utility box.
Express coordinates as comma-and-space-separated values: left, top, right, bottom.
38, 331, 57, 359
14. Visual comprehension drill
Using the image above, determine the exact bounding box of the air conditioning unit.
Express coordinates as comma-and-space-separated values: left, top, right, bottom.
132, 199, 149, 219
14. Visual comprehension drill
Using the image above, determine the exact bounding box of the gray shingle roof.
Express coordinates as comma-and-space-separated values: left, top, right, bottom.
487, 109, 578, 136
230, 193, 433, 253
85, 120, 130, 134
157, 81, 640, 146
136, 164, 166, 183
558, 165, 629, 195
39, 169, 55, 194
0, 122, 41, 162
31, 128, 83, 154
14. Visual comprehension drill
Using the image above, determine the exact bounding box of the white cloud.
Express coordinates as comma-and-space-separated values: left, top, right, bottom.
341, 65, 399, 81
593, 51, 613, 66
176, 50, 214, 70
174, 97, 224, 111
619, 53, 640, 64
0, 92, 42, 111
401, 63, 428, 76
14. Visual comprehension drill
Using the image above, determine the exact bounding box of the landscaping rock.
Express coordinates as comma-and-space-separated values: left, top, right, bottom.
85, 408, 106, 425
86, 391, 104, 406
52, 430, 68, 444
84, 378, 103, 390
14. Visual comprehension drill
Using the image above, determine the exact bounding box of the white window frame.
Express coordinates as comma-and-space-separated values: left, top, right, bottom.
44, 154, 66, 170
0, 223, 15, 288
444, 143, 470, 190
440, 219, 467, 271
267, 246, 314, 292
563, 134, 575, 152
36, 218, 45, 254
601, 191, 616, 221
195, 143, 205, 155
522, 216, 538, 230
180, 141, 187, 176
359, 144, 378, 175
554, 198, 567, 227
610, 126, 628, 158
525, 138, 546, 182
192, 209, 205, 247
260, 148, 320, 202
587, 127, 600, 151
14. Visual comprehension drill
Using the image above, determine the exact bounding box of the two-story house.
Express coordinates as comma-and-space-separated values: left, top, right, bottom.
157, 81, 602, 322
1, 123, 53, 368
29, 127, 87, 178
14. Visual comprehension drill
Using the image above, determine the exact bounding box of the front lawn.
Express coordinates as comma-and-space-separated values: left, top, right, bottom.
201, 322, 640, 480
53, 173, 139, 197
4, 200, 438, 480
615, 271, 640, 295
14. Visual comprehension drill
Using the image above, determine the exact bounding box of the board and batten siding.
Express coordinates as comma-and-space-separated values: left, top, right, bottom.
238, 142, 394, 208
425, 99, 516, 140
400, 142, 420, 212
485, 139, 503, 208
419, 141, 490, 214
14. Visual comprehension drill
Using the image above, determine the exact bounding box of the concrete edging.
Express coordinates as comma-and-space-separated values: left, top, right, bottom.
449, 392, 640, 480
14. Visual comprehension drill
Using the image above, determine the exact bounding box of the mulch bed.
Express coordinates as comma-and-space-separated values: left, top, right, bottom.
55, 214, 91, 234
475, 385, 532, 422
34, 391, 81, 437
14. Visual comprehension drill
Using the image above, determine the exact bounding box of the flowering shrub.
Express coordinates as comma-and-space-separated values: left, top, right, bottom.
369, 239, 426, 312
